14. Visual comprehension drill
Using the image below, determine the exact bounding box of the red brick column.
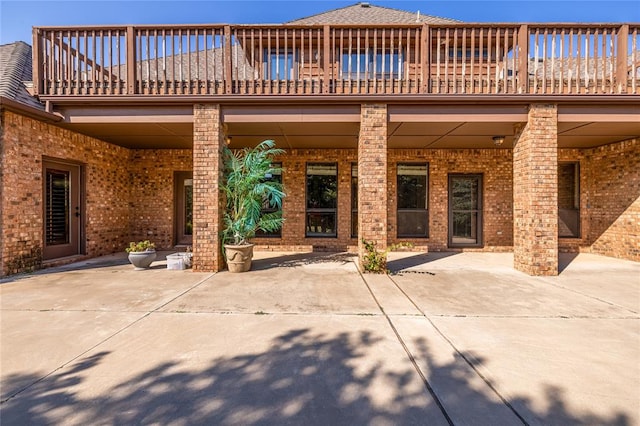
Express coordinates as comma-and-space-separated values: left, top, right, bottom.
513, 104, 558, 276
192, 104, 225, 272
358, 104, 388, 267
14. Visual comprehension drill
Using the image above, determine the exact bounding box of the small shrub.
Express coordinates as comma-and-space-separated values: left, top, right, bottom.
362, 239, 387, 273
361, 239, 413, 274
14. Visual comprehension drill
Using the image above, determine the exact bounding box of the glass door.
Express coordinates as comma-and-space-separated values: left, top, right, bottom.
43, 160, 82, 260
175, 172, 193, 246
448, 174, 483, 247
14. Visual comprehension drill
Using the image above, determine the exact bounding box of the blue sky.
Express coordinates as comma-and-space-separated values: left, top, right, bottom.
1, 0, 639, 45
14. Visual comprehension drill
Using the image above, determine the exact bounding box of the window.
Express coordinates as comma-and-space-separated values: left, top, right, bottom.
397, 164, 428, 238
264, 49, 297, 80
351, 163, 358, 238
255, 163, 282, 238
558, 163, 580, 238
447, 47, 490, 60
45, 169, 71, 246
306, 163, 337, 237
341, 49, 403, 79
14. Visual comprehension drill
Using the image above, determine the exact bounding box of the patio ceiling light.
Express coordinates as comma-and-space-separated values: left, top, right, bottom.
493, 136, 505, 146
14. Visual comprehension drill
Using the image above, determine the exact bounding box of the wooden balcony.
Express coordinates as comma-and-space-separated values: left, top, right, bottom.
32, 23, 640, 98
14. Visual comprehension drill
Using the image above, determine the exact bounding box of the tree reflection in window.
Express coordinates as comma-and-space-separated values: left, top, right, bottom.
255, 163, 282, 238
306, 163, 337, 237
397, 164, 428, 238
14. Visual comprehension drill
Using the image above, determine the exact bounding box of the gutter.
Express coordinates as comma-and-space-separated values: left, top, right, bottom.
37, 94, 640, 107
0, 96, 63, 122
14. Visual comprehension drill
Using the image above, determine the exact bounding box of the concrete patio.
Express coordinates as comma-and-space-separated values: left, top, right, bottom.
1, 251, 638, 425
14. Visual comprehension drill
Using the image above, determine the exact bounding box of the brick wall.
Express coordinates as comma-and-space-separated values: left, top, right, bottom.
129, 149, 192, 249
1, 110, 131, 275
255, 149, 358, 252
251, 147, 513, 253
513, 104, 558, 276
3, 107, 636, 276
388, 149, 513, 251
192, 104, 225, 272
587, 138, 639, 261
0, 112, 3, 274
557, 141, 639, 261
358, 104, 388, 263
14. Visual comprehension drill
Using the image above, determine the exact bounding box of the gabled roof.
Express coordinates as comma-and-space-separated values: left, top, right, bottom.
287, 2, 460, 25
0, 41, 44, 111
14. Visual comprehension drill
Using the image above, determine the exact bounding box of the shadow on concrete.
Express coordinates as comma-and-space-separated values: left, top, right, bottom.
410, 337, 631, 426
386, 252, 459, 274
252, 252, 357, 270
1, 329, 631, 425
0, 252, 175, 284
558, 252, 580, 273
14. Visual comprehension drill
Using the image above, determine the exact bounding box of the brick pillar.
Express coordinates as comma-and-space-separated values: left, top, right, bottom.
358, 103, 388, 267
513, 104, 558, 276
192, 104, 225, 272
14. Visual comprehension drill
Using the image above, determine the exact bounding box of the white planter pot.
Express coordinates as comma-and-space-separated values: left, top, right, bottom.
128, 250, 157, 270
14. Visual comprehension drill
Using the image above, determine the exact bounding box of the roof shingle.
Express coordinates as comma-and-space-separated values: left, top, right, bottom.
0, 41, 44, 111
287, 2, 460, 25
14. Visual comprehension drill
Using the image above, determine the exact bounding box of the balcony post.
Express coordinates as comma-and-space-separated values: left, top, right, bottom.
616, 24, 629, 94
32, 28, 43, 96
224, 25, 232, 94
323, 25, 331, 94
517, 24, 529, 94
126, 26, 136, 95
420, 24, 429, 94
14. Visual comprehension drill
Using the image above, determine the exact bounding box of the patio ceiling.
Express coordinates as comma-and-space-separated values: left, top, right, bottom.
54, 103, 640, 150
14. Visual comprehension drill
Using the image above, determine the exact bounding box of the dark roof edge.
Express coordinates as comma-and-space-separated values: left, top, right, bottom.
0, 96, 62, 122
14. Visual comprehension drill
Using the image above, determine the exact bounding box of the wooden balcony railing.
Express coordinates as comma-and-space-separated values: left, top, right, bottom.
32, 23, 639, 97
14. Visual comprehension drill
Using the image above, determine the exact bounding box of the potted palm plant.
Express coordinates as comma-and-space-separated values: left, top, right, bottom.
221, 140, 285, 272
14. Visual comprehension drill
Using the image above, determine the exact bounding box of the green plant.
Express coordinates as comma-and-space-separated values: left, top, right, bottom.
221, 140, 286, 246
125, 240, 156, 253
361, 239, 387, 273
361, 239, 413, 274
